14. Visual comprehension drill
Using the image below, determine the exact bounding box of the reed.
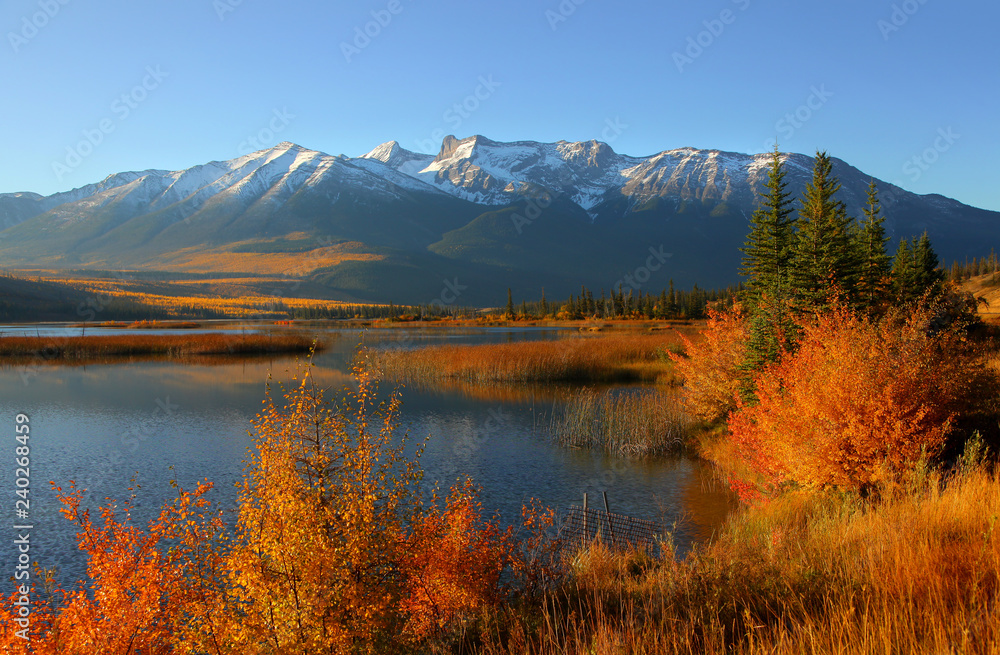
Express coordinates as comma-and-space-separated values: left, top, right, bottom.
479, 445, 1000, 654
551, 388, 693, 457
365, 332, 691, 386
0, 333, 322, 361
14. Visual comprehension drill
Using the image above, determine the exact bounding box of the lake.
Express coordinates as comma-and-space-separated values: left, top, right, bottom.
0, 323, 735, 585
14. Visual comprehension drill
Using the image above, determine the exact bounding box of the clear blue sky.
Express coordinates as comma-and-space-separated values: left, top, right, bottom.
2, 0, 997, 211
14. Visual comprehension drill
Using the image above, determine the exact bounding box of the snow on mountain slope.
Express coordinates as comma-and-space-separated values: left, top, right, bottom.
3, 135, 991, 240
4, 142, 457, 231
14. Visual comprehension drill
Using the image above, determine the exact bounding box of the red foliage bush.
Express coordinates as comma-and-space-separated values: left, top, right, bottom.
670, 306, 749, 423
727, 305, 983, 497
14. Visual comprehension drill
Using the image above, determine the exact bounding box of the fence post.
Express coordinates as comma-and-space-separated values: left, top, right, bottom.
602, 491, 617, 548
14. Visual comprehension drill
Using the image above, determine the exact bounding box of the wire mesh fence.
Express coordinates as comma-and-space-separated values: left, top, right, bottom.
558, 504, 661, 553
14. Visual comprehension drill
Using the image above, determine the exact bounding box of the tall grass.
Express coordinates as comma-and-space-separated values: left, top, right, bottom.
0, 333, 322, 361
479, 444, 1000, 654
365, 332, 690, 386
551, 388, 693, 457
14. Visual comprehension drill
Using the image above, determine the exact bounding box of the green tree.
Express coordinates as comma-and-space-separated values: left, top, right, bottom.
505, 288, 515, 320
856, 180, 892, 313
790, 151, 857, 311
912, 232, 945, 294
739, 146, 797, 373
891, 238, 917, 302
740, 145, 794, 307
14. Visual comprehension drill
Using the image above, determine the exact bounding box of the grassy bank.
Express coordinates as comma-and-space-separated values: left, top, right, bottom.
365, 331, 691, 385
551, 387, 693, 457
0, 333, 323, 361
480, 449, 999, 654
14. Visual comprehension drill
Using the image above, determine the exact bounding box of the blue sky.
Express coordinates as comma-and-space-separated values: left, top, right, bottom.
2, 0, 997, 211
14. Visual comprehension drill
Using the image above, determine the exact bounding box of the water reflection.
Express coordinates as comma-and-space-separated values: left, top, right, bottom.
0, 325, 735, 586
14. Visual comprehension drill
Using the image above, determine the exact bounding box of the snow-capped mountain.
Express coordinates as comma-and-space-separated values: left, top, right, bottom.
0, 136, 995, 304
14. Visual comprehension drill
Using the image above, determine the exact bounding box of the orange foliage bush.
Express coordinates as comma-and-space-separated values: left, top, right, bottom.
669, 306, 749, 423
727, 305, 984, 497
401, 479, 515, 641
0, 481, 224, 655
1, 363, 541, 654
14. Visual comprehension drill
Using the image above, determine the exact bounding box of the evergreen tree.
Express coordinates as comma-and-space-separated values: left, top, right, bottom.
891, 238, 917, 302
856, 180, 892, 313
740, 145, 794, 308
790, 151, 857, 311
739, 146, 798, 373
505, 288, 515, 320
912, 232, 944, 294
540, 288, 548, 317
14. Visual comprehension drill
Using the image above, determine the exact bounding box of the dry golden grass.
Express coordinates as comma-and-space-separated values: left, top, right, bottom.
365, 331, 693, 386
551, 388, 693, 457
962, 272, 1000, 323
57, 278, 367, 318
154, 242, 384, 275
481, 445, 1000, 655
0, 333, 322, 361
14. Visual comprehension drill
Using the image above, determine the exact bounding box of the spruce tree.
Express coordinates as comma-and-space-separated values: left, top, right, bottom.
505, 288, 515, 320
740, 145, 794, 308
789, 151, 857, 311
739, 146, 797, 373
912, 232, 945, 295
856, 180, 892, 313
891, 238, 916, 303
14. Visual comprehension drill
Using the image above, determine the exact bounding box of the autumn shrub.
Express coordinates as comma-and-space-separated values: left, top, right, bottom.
726, 304, 988, 497
0, 481, 224, 655
1, 363, 539, 654
401, 479, 516, 643
669, 306, 749, 423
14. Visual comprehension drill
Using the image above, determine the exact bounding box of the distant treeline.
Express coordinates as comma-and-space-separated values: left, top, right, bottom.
500, 283, 741, 321
947, 249, 998, 282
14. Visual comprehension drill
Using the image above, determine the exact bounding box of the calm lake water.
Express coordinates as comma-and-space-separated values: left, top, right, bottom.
0, 324, 735, 585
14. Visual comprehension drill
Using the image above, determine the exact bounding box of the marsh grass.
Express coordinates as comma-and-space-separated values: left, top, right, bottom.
0, 333, 322, 361
551, 388, 693, 457
480, 445, 1000, 654
366, 332, 690, 386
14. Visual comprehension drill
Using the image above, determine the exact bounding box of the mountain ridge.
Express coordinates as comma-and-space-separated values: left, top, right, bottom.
0, 136, 995, 305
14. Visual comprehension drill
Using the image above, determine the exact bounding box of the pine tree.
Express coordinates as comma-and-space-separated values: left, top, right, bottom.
739, 146, 798, 373
790, 151, 857, 311
891, 238, 917, 303
912, 232, 944, 295
740, 145, 794, 308
505, 288, 514, 320
540, 288, 548, 317
856, 180, 892, 313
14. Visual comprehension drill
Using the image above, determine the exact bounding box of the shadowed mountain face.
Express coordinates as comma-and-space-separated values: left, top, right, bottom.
1, 137, 996, 305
